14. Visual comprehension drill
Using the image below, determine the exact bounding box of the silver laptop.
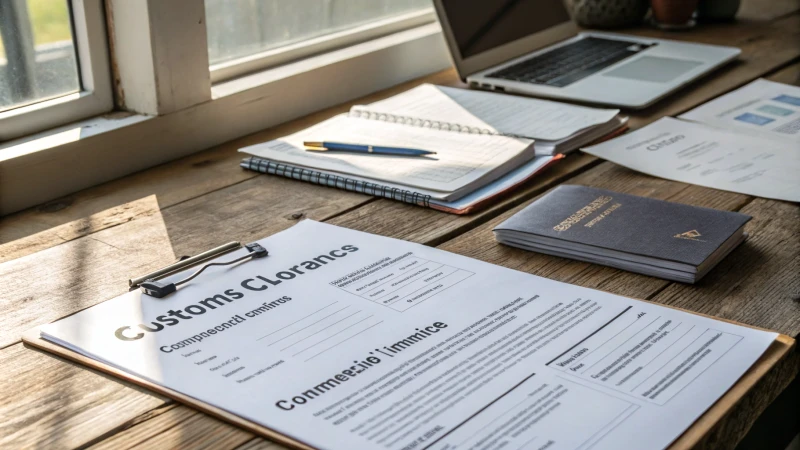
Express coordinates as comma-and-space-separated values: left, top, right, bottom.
432, 0, 741, 109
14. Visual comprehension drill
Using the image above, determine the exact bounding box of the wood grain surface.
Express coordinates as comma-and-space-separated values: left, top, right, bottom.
1, 2, 798, 448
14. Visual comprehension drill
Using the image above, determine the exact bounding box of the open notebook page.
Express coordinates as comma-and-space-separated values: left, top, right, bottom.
239, 114, 534, 198
351, 84, 620, 141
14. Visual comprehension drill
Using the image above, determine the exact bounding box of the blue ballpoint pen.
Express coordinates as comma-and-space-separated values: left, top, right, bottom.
303, 141, 436, 156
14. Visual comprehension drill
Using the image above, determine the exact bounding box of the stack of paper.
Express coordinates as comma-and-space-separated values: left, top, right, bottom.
354, 84, 628, 155
240, 84, 627, 213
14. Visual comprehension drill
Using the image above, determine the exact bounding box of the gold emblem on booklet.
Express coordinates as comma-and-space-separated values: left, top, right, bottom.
674, 229, 705, 241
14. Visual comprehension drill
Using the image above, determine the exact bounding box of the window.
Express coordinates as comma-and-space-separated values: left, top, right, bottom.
0, 0, 112, 142
0, 0, 80, 112
205, 0, 434, 81
1, 0, 447, 214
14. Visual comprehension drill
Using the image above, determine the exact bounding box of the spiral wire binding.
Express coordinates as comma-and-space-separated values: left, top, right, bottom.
347, 109, 529, 140
241, 157, 431, 207
238, 108, 532, 207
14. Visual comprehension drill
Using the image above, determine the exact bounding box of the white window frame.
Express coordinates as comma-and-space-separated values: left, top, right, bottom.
0, 0, 450, 215
0, 0, 113, 142
210, 8, 437, 83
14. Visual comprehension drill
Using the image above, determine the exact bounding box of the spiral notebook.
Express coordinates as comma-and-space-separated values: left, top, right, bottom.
240, 84, 626, 214
240, 154, 562, 214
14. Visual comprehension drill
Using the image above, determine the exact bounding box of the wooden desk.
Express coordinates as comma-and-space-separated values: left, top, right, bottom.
1, 2, 798, 448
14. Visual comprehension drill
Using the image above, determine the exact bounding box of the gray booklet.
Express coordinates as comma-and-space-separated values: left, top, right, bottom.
493, 185, 751, 282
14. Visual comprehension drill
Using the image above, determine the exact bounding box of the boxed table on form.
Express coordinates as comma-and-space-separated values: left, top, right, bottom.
330, 252, 474, 311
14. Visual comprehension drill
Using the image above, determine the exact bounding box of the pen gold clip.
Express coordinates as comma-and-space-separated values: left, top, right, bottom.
304, 142, 328, 151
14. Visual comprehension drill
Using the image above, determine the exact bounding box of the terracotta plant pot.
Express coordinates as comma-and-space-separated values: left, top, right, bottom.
650, 0, 699, 25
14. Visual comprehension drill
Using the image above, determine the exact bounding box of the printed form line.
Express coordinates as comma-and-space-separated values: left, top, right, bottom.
256, 301, 339, 341
292, 315, 376, 357
280, 310, 362, 351
266, 305, 351, 346
305, 320, 385, 362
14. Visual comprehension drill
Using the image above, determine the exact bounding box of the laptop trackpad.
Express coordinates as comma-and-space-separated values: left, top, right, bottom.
602, 56, 703, 83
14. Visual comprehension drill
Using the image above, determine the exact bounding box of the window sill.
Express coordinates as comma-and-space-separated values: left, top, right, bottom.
0, 23, 450, 215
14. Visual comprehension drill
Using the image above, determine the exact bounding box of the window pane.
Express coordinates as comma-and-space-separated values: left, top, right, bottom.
0, 0, 80, 113
205, 0, 431, 66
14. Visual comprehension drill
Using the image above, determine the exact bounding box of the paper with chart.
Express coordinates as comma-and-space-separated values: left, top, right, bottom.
583, 117, 800, 202
680, 79, 800, 143
42, 220, 776, 450
239, 114, 535, 198
353, 83, 621, 141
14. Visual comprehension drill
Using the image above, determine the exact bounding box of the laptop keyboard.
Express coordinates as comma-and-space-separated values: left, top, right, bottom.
487, 37, 650, 88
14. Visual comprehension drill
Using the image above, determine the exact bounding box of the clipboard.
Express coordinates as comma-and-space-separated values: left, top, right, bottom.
20, 241, 796, 450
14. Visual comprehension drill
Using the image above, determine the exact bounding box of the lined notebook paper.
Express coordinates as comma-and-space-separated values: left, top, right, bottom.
240, 84, 626, 212
353, 84, 620, 142
242, 112, 536, 200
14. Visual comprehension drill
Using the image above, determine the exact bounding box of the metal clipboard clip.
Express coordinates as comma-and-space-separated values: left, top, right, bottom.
129, 241, 269, 298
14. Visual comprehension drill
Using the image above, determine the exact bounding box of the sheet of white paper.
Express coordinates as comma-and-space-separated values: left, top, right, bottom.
42, 221, 777, 450
353, 84, 620, 141
680, 79, 800, 144
583, 117, 800, 202
239, 154, 554, 207
431, 155, 554, 210
239, 114, 533, 195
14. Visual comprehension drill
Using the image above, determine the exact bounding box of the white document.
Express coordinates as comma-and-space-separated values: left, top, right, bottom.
583, 117, 800, 202
680, 79, 800, 143
354, 84, 621, 141
240, 114, 535, 198
431, 155, 555, 211
42, 221, 776, 450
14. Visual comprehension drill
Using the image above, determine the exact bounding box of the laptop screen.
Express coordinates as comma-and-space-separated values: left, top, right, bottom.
441, 0, 572, 59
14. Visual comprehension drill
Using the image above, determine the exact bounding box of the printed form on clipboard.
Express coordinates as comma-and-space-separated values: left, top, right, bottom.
31, 220, 787, 450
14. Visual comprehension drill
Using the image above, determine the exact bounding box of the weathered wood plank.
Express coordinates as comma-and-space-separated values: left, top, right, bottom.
236, 437, 286, 450
0, 344, 166, 449
0, 176, 368, 350
649, 197, 800, 335
0, 70, 460, 264
766, 60, 800, 85
738, 0, 800, 21
86, 404, 255, 450
329, 153, 599, 246
691, 349, 800, 449
0, 151, 255, 264
82, 401, 288, 450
